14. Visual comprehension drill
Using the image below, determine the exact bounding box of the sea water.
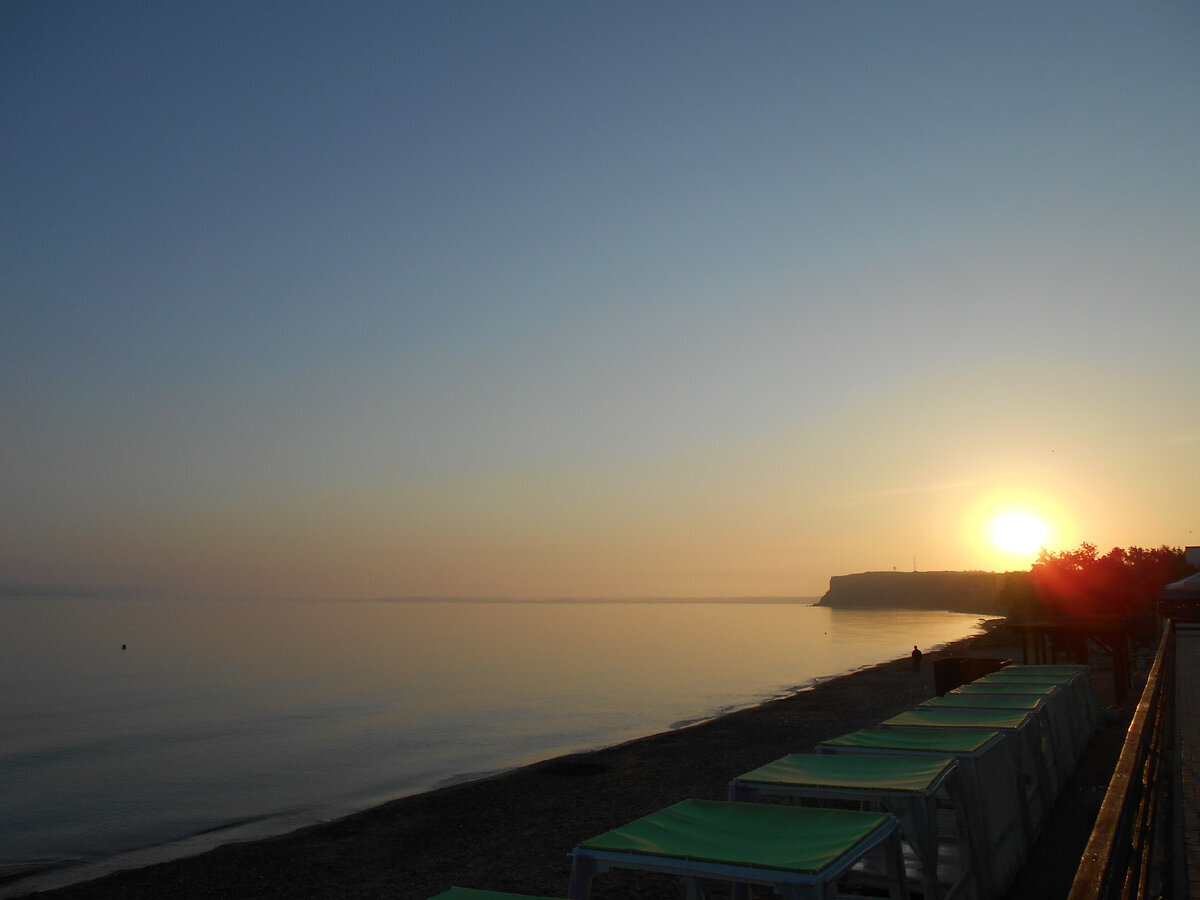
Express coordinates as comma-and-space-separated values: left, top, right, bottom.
0, 597, 985, 893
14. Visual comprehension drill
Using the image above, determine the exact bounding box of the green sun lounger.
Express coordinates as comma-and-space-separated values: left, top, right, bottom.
880, 706, 1055, 833
979, 670, 1076, 684
568, 799, 907, 900
977, 664, 1095, 707
951, 682, 1061, 694
976, 666, 1101, 738
820, 726, 999, 754
995, 664, 1089, 676
729, 753, 978, 900
922, 693, 1043, 711
817, 727, 1027, 896
915, 692, 1076, 780
951, 681, 1091, 765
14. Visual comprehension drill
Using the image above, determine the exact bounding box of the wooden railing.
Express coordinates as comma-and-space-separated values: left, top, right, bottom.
1068, 623, 1173, 900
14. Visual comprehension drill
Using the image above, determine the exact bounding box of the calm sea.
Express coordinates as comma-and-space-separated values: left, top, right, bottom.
0, 597, 985, 894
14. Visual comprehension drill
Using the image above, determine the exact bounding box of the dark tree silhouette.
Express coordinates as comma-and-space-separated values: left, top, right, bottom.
997, 544, 1191, 694
1017, 543, 1192, 645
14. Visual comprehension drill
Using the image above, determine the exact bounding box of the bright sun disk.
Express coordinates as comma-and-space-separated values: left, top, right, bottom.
991, 512, 1049, 555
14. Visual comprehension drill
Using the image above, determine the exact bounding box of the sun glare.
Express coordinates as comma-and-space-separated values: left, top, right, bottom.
991, 512, 1050, 555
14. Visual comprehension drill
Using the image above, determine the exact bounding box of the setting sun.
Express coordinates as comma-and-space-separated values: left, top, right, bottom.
992, 512, 1050, 555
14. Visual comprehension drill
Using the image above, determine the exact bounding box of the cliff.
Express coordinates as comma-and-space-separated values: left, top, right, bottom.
817, 570, 1011, 615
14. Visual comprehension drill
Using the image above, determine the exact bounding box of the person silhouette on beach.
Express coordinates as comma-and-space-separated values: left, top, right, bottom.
911, 645, 922, 672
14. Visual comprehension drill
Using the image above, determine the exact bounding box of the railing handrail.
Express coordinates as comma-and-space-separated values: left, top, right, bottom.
1068, 622, 1173, 900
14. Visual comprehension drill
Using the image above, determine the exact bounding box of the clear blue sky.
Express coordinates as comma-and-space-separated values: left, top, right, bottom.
3, 1, 1198, 600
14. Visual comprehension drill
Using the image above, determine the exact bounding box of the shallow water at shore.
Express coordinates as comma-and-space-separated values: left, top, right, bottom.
0, 597, 985, 890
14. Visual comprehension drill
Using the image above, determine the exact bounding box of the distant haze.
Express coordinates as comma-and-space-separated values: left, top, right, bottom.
3, 3, 1198, 601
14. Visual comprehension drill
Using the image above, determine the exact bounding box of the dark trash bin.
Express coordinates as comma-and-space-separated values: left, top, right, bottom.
934, 657, 969, 696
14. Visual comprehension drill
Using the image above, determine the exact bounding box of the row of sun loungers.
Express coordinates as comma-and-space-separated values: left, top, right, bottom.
429, 663, 1101, 900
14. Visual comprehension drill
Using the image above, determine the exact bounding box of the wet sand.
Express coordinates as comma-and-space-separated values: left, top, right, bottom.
14, 623, 1130, 900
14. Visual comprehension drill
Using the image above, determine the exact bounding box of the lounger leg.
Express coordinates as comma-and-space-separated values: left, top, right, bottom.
567, 852, 596, 900
904, 799, 937, 900
947, 773, 984, 899
883, 830, 910, 900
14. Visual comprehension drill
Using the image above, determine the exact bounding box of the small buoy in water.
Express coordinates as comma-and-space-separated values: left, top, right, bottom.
122, 644, 127, 651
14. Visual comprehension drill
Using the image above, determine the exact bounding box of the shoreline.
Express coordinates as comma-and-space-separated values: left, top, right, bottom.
9, 621, 1016, 900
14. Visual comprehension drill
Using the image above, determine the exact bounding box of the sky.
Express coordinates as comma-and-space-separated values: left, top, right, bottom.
3, 1, 1198, 601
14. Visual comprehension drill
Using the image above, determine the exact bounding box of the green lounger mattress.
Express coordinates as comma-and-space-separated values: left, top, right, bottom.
821, 726, 1000, 754
952, 682, 1059, 695
997, 665, 1087, 675
977, 671, 1076, 685
579, 799, 892, 874
734, 752, 954, 793
883, 707, 1035, 729
920, 693, 1044, 710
